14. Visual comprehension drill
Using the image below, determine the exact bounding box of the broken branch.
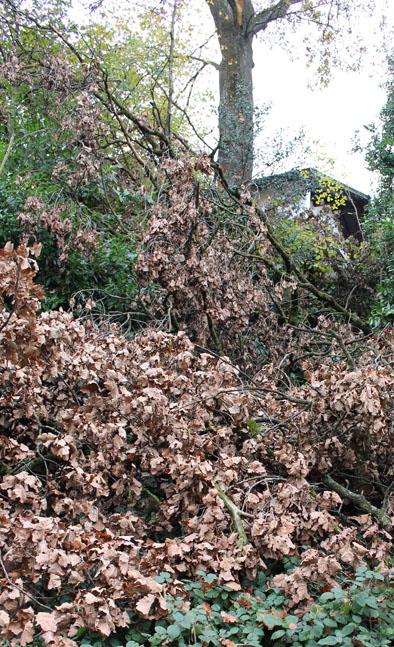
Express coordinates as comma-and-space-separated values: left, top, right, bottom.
213, 480, 251, 549
323, 474, 392, 531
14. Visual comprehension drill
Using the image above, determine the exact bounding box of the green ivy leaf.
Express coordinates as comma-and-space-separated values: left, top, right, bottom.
318, 637, 341, 645
256, 612, 283, 628
271, 629, 286, 640
167, 624, 182, 639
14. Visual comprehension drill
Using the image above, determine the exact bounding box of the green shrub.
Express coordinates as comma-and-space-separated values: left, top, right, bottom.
75, 566, 394, 647
364, 56, 394, 326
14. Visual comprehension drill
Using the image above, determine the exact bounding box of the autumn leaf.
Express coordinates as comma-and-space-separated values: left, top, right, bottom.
135, 594, 155, 616
36, 612, 58, 632
0, 611, 10, 627
221, 612, 237, 623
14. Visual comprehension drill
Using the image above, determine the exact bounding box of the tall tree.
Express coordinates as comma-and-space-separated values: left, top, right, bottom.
206, 0, 380, 186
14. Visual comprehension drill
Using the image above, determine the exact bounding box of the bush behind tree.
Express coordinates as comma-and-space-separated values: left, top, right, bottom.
364, 57, 394, 325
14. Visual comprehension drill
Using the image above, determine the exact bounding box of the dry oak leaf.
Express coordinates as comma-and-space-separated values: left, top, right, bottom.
221, 612, 237, 623
36, 611, 58, 632
225, 581, 241, 591
135, 593, 155, 616
0, 610, 10, 626
84, 592, 101, 604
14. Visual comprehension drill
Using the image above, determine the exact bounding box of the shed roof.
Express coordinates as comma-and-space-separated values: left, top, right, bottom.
251, 168, 370, 204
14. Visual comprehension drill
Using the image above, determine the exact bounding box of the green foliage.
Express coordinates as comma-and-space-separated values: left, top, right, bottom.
273, 216, 341, 274
311, 175, 347, 211
365, 217, 394, 327
0, 0, 201, 317
0, 8, 144, 313
271, 211, 375, 320
279, 566, 394, 646
74, 567, 394, 647
365, 57, 394, 326
0, 147, 141, 313
265, 171, 354, 279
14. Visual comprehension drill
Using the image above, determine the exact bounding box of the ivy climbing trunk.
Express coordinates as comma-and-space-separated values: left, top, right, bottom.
219, 30, 254, 184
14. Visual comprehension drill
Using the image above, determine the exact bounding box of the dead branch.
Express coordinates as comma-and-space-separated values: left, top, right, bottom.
323, 474, 392, 531
213, 480, 251, 549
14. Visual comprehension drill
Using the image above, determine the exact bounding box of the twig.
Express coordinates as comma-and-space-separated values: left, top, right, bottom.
323, 474, 392, 530
213, 480, 252, 549
0, 118, 15, 175
0, 550, 53, 611
288, 325, 356, 369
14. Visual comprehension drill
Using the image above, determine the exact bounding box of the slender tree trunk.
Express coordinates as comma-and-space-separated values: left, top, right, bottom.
218, 29, 254, 184
165, 0, 179, 142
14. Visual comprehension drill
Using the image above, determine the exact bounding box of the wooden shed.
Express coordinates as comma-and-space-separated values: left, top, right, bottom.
251, 168, 370, 241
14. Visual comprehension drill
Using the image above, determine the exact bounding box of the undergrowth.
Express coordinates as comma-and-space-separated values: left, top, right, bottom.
72, 567, 394, 647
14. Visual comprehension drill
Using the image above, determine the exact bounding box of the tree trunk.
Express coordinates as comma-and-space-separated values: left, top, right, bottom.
208, 1, 256, 186
207, 0, 304, 186
218, 29, 254, 185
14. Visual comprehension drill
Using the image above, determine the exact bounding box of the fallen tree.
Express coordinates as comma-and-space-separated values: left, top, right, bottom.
0, 180, 393, 641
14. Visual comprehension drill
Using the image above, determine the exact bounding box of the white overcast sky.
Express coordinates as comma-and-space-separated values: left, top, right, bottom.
253, 10, 393, 193
72, 0, 394, 194
252, 47, 388, 192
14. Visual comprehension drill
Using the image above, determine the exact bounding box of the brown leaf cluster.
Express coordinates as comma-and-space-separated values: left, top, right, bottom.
0, 229, 393, 644
18, 197, 97, 265
135, 156, 276, 357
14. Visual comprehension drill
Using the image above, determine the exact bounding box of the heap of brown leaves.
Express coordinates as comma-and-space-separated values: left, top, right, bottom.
0, 238, 393, 645
136, 157, 276, 356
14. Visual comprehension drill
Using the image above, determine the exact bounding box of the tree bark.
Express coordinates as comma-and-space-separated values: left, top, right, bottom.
218, 30, 254, 185
208, 0, 255, 185
207, 0, 302, 186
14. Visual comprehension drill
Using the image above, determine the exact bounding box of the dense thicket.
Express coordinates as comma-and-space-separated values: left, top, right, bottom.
1, 159, 393, 645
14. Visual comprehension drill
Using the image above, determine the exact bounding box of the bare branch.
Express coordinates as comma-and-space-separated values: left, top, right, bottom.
188, 54, 220, 71
0, 114, 15, 175
248, 0, 302, 35
324, 475, 392, 531
213, 480, 251, 549
0, 550, 53, 612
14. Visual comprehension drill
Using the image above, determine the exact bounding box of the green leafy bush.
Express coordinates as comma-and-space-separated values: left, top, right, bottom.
0, 13, 148, 316
364, 216, 394, 327
270, 212, 376, 322
364, 56, 394, 326
75, 567, 394, 647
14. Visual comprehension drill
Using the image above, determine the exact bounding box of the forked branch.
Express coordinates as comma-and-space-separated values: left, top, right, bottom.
213, 480, 252, 549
